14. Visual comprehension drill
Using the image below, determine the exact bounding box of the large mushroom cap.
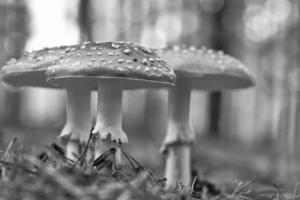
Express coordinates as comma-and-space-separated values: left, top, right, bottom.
46, 41, 176, 90
159, 46, 255, 90
1, 45, 74, 88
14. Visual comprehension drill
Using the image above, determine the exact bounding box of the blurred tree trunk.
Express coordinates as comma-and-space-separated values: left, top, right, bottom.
0, 0, 29, 127
0, 0, 29, 148
181, 0, 209, 137
78, 0, 92, 42
122, 0, 149, 138
142, 0, 177, 142
206, 1, 227, 136
276, 0, 300, 181
219, 0, 298, 150
218, 0, 257, 144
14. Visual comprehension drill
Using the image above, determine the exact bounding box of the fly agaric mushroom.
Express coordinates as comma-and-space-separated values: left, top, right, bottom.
0, 45, 93, 161
159, 46, 255, 189
46, 41, 176, 164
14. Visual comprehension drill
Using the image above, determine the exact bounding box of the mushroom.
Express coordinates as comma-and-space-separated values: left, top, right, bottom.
159, 46, 255, 189
0, 45, 93, 161
46, 41, 176, 165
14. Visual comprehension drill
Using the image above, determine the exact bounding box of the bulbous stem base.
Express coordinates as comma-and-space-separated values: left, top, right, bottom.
164, 145, 191, 190
93, 80, 128, 165
59, 89, 92, 161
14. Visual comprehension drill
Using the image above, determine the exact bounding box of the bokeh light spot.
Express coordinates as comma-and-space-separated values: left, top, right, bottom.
155, 14, 182, 43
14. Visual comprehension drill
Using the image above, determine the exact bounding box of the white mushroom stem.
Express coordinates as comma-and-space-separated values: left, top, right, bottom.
162, 81, 195, 189
60, 89, 92, 161
93, 80, 128, 165
165, 145, 191, 189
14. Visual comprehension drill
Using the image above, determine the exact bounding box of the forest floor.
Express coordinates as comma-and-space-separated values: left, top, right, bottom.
0, 125, 299, 199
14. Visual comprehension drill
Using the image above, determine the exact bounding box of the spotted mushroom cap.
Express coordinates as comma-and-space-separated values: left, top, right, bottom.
46, 41, 176, 90
159, 46, 255, 90
1, 45, 75, 88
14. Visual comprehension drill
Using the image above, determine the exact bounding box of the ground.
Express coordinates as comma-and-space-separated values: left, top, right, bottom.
0, 125, 298, 199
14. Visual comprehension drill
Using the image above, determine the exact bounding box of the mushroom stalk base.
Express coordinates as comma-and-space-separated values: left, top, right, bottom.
93, 80, 127, 164
60, 89, 91, 161
164, 145, 191, 190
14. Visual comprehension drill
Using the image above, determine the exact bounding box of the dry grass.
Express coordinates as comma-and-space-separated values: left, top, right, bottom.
0, 136, 297, 200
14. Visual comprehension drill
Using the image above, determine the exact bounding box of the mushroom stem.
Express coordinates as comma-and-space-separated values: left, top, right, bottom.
93, 80, 127, 165
60, 89, 91, 161
165, 145, 191, 189
162, 81, 194, 189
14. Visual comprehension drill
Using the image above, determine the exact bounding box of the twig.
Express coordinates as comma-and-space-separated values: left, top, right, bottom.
93, 148, 116, 171
119, 146, 158, 182
1, 137, 18, 160
72, 128, 95, 168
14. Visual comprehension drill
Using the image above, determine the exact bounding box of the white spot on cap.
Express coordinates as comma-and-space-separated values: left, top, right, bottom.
217, 59, 223, 65
65, 58, 71, 63
173, 46, 180, 52
189, 46, 196, 51
117, 58, 124, 63
37, 56, 43, 61
90, 46, 97, 51
141, 58, 148, 65
140, 46, 152, 54
123, 49, 132, 55
207, 49, 213, 55
112, 43, 120, 49
108, 52, 114, 56
72, 61, 80, 66
217, 50, 224, 56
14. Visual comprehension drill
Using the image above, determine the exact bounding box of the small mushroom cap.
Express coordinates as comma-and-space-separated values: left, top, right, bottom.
160, 46, 255, 90
46, 41, 176, 90
0, 45, 75, 88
